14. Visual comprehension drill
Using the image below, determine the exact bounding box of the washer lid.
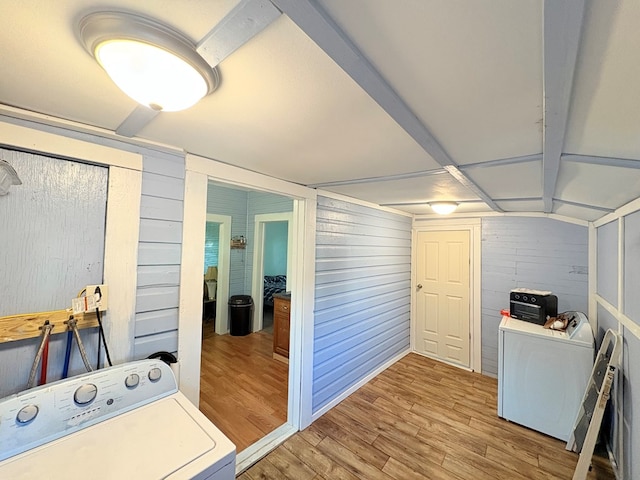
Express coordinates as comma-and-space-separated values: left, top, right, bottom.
0, 396, 226, 479
499, 312, 593, 347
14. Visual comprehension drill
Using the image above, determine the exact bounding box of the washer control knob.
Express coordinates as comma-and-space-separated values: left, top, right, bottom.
148, 367, 162, 382
125, 373, 140, 389
16, 404, 39, 424
74, 384, 98, 405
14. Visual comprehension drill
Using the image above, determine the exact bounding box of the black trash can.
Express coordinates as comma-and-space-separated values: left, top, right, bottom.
228, 295, 253, 336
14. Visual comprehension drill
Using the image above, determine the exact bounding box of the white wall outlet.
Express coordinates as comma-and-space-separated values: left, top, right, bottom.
85, 284, 108, 311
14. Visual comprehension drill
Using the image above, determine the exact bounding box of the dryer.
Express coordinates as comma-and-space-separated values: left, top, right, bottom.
498, 312, 594, 441
0, 359, 235, 479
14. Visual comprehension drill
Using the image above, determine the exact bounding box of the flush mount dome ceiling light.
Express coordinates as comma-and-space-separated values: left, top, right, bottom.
79, 11, 219, 112
430, 202, 458, 215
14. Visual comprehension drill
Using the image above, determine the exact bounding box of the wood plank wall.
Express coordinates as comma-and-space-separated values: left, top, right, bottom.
597, 221, 618, 305
0, 149, 107, 315
133, 152, 185, 358
245, 192, 293, 293
0, 149, 107, 397
313, 196, 412, 413
207, 184, 248, 297
596, 209, 640, 479
207, 186, 294, 298
480, 216, 588, 377
203, 222, 220, 274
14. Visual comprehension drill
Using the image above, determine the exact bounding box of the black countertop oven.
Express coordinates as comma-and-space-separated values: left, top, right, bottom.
509, 290, 558, 325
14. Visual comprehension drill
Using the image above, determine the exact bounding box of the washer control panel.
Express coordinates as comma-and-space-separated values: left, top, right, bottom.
0, 359, 177, 462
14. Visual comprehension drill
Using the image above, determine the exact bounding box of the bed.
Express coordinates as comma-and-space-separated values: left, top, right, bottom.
263, 275, 286, 307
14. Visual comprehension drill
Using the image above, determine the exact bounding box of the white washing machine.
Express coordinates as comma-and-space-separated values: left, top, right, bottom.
498, 312, 594, 441
0, 359, 235, 479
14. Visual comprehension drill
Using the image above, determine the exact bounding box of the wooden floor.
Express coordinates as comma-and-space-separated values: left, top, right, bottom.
239, 353, 614, 480
199, 326, 288, 452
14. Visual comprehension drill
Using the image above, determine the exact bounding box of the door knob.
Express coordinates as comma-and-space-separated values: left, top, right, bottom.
417, 284, 423, 290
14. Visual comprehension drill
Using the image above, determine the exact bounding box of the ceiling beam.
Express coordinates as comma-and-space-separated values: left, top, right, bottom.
542, 0, 586, 212
492, 197, 541, 202
562, 154, 640, 169
460, 154, 542, 170
381, 199, 484, 207
443, 165, 501, 211
554, 198, 614, 212
115, 106, 160, 137
197, 0, 281, 67
308, 169, 447, 189
270, 0, 502, 212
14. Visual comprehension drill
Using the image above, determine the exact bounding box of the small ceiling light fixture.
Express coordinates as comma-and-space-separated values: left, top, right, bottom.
79, 12, 219, 112
430, 201, 458, 215
0, 159, 21, 196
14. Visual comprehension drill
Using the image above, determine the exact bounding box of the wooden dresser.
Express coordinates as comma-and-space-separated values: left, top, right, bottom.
272, 293, 291, 363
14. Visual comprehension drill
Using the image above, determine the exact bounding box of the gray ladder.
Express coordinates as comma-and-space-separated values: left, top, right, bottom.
566, 328, 621, 480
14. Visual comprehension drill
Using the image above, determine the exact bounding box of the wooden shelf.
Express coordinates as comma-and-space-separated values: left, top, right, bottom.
0, 309, 99, 344
231, 236, 247, 249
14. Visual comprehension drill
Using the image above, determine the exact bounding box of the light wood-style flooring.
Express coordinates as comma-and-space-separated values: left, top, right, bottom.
199, 326, 288, 452
239, 353, 614, 480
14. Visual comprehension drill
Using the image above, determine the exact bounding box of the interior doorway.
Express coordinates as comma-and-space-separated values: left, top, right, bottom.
415, 230, 471, 367
179, 155, 316, 473
198, 185, 293, 455
251, 212, 293, 332
204, 214, 231, 334
412, 220, 482, 373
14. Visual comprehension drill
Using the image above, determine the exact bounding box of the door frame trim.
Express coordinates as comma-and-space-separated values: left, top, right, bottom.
179, 153, 317, 473
251, 212, 293, 332
205, 214, 231, 334
411, 219, 482, 372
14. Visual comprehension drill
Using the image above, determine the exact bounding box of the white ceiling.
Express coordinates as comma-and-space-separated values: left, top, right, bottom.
1, 0, 639, 221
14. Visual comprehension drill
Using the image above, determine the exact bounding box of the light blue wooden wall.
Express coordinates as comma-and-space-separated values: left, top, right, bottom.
622, 330, 639, 479
133, 151, 185, 358
203, 222, 220, 273
481, 217, 588, 376
0, 149, 107, 397
0, 149, 107, 315
206, 187, 293, 299
596, 215, 622, 472
597, 220, 618, 306
207, 184, 248, 297
624, 211, 640, 322
596, 213, 640, 479
245, 191, 293, 293
594, 219, 618, 333
312, 196, 412, 413
264, 222, 288, 276
621, 210, 640, 479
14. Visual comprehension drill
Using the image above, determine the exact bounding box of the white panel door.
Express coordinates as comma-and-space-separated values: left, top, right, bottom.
416, 230, 470, 367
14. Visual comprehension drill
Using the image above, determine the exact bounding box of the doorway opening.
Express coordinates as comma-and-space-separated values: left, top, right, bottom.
198, 184, 292, 454
412, 221, 482, 372
203, 214, 231, 334
251, 213, 293, 333
179, 154, 316, 473
415, 230, 471, 367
